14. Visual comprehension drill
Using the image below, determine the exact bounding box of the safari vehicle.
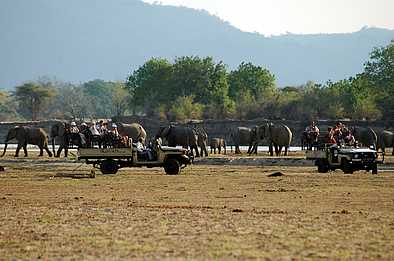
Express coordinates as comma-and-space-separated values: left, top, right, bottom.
305, 144, 382, 174
77, 140, 193, 175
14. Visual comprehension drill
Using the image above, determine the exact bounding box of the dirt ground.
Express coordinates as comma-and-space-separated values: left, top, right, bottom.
1, 153, 394, 260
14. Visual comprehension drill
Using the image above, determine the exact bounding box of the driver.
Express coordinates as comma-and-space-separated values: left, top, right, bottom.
305, 121, 320, 136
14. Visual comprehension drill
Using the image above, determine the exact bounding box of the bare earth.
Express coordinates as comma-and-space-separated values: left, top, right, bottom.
1, 152, 394, 260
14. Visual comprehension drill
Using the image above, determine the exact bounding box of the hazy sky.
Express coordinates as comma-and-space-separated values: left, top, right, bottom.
142, 0, 394, 36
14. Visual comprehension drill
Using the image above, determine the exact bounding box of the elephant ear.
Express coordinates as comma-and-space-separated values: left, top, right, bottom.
58, 122, 67, 137
15, 126, 27, 140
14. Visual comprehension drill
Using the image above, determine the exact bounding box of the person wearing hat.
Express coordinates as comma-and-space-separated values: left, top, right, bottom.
70, 121, 79, 133
110, 123, 120, 137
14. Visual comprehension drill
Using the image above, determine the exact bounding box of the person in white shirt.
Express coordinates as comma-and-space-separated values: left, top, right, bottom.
70, 121, 79, 133
90, 122, 100, 136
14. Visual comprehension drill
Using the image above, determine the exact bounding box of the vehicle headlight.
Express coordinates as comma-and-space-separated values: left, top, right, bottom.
354, 154, 359, 159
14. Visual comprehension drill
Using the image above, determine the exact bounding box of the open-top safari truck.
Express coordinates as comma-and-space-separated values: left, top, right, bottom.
305, 144, 383, 174
77, 139, 193, 175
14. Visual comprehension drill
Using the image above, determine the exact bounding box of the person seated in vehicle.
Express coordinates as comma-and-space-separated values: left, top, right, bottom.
110, 123, 120, 137
326, 127, 337, 144
305, 121, 320, 137
70, 121, 79, 133
332, 121, 343, 145
90, 121, 100, 136
342, 127, 355, 146
134, 138, 156, 161
304, 121, 320, 146
80, 122, 89, 132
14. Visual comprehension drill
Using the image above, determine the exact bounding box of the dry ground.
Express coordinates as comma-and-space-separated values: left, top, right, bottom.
1, 152, 394, 260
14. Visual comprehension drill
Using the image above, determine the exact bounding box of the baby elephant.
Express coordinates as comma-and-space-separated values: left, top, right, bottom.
210, 138, 227, 154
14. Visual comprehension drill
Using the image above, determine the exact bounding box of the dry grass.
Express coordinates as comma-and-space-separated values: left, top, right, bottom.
1, 153, 394, 260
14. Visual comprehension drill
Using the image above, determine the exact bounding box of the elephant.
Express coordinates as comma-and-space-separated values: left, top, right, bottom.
210, 138, 226, 154
194, 127, 209, 157
1, 126, 52, 157
229, 127, 256, 154
376, 129, 394, 155
117, 123, 147, 145
155, 125, 200, 157
352, 127, 377, 149
50, 121, 86, 157
256, 123, 293, 156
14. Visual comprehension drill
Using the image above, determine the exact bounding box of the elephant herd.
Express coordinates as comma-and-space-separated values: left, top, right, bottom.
230, 123, 293, 156
1, 121, 394, 158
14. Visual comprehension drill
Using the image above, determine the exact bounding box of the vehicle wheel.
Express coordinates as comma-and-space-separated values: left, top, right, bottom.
316, 159, 329, 173
372, 163, 378, 175
100, 160, 119, 175
342, 159, 353, 174
164, 158, 180, 175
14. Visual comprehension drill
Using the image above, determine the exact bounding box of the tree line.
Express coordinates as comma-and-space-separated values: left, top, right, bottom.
0, 42, 393, 122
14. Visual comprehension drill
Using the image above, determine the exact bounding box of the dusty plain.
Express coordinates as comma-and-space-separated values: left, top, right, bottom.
1, 151, 394, 260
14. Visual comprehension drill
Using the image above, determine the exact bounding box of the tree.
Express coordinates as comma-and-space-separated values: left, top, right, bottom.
171, 56, 233, 119
228, 62, 276, 103
169, 95, 204, 122
0, 90, 20, 121
364, 43, 394, 118
82, 80, 115, 118
15, 82, 56, 120
51, 83, 94, 120
111, 82, 131, 117
126, 58, 173, 116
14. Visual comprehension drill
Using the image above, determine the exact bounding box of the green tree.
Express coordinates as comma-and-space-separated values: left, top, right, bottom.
111, 82, 131, 117
0, 90, 20, 121
51, 83, 94, 120
15, 82, 56, 120
82, 79, 115, 118
228, 62, 276, 103
126, 58, 173, 116
364, 43, 394, 118
169, 95, 204, 122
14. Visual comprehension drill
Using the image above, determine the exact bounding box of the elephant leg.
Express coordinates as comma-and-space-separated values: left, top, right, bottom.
278, 146, 283, 156
64, 147, 68, 157
39, 146, 44, 156
269, 144, 273, 156
23, 144, 28, 157
284, 146, 288, 156
15, 144, 22, 157
253, 143, 258, 154
44, 146, 53, 157
274, 145, 279, 156
56, 146, 63, 157
194, 146, 200, 157
247, 144, 252, 154
235, 145, 241, 154
217, 147, 220, 154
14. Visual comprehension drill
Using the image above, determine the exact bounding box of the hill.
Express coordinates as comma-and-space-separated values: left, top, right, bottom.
1, 0, 393, 88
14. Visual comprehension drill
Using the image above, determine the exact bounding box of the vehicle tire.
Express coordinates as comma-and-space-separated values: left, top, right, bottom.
164, 158, 180, 175
372, 163, 378, 175
316, 159, 329, 173
100, 160, 119, 175
342, 159, 353, 174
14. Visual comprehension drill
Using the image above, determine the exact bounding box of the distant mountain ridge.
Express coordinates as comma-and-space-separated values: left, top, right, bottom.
1, 0, 393, 88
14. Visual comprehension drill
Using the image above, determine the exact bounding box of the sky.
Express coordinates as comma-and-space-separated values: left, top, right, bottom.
142, 0, 394, 36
